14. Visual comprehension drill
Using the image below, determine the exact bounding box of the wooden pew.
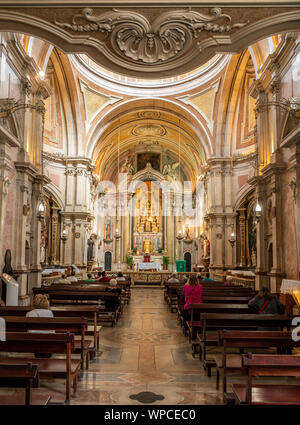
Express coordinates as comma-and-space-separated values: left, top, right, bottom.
0, 332, 80, 403
187, 303, 250, 345
32, 289, 121, 326
0, 363, 51, 405
1, 316, 90, 370
0, 306, 101, 353
232, 354, 300, 405
215, 330, 300, 399
198, 313, 293, 375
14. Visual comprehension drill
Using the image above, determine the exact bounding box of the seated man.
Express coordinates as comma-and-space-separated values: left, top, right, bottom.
116, 272, 126, 281
167, 272, 180, 284
201, 273, 213, 282
98, 271, 111, 283
85, 273, 95, 283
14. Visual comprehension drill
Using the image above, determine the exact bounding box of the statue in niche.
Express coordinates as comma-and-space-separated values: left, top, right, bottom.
104, 220, 112, 241
87, 237, 94, 262
143, 239, 152, 254
203, 236, 210, 257
40, 235, 46, 264
251, 249, 257, 267
120, 159, 134, 175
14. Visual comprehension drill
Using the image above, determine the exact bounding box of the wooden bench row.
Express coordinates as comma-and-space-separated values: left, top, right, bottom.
0, 332, 80, 403
0, 362, 51, 405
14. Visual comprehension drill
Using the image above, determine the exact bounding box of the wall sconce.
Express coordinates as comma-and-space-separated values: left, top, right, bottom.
37, 202, 45, 220
114, 229, 121, 240
176, 230, 184, 241
255, 202, 262, 221
228, 232, 236, 248
61, 229, 68, 243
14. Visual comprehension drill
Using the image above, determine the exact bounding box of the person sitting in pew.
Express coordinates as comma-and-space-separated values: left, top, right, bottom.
26, 294, 54, 358
182, 274, 203, 324
26, 294, 54, 319
85, 273, 95, 283
106, 279, 124, 295
201, 273, 213, 282
248, 287, 285, 314
167, 272, 180, 284
98, 271, 111, 283
55, 274, 71, 284
66, 270, 78, 283
116, 272, 126, 281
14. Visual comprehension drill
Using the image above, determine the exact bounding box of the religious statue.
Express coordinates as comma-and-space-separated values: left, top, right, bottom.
104, 220, 112, 241
204, 236, 210, 257
251, 249, 257, 267
87, 237, 94, 262
135, 200, 159, 233
143, 239, 152, 254
120, 159, 134, 174
40, 235, 46, 264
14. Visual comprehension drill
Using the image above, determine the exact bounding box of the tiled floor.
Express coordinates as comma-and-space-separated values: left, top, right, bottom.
2, 288, 298, 405
36, 287, 224, 404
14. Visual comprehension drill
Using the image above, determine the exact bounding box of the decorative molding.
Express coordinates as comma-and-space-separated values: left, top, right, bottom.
132, 124, 166, 137
55, 8, 247, 65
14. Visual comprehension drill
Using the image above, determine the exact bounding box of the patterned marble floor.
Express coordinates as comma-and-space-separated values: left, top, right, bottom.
1, 288, 299, 405
35, 288, 224, 404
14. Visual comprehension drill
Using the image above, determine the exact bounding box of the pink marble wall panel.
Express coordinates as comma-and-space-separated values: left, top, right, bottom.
238, 174, 248, 189
49, 173, 60, 188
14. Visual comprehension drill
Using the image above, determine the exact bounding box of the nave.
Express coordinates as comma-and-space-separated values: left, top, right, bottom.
0, 288, 223, 405
1, 284, 299, 406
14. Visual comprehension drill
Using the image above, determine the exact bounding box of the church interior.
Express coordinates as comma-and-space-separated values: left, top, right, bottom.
0, 0, 300, 408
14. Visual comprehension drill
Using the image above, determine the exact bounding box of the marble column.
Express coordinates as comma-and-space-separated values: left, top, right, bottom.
0, 140, 12, 270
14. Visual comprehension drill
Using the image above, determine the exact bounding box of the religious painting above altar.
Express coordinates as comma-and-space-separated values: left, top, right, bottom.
137, 153, 160, 172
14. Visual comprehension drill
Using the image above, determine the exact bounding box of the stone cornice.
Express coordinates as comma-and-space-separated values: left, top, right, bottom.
0, 124, 21, 148
247, 175, 264, 187
43, 152, 96, 171
280, 123, 300, 148
60, 211, 93, 220
14, 161, 38, 179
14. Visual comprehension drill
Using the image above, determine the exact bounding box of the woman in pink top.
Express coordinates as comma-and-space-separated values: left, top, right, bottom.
182, 274, 203, 325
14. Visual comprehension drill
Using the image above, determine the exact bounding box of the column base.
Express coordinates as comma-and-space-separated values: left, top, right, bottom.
268, 270, 286, 293
255, 270, 269, 290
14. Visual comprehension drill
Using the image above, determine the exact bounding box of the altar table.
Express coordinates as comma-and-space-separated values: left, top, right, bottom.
135, 262, 162, 271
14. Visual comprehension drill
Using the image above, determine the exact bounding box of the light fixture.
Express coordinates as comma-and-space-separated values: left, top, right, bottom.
228, 232, 236, 248
37, 201, 45, 220
61, 229, 68, 242
39, 70, 45, 79
176, 230, 184, 241
114, 228, 121, 240
255, 202, 262, 222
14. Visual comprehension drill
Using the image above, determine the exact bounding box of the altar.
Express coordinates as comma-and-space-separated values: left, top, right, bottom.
135, 262, 162, 271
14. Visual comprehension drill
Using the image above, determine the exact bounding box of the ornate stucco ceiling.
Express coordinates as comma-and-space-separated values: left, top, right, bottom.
0, 4, 299, 78
92, 109, 206, 183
